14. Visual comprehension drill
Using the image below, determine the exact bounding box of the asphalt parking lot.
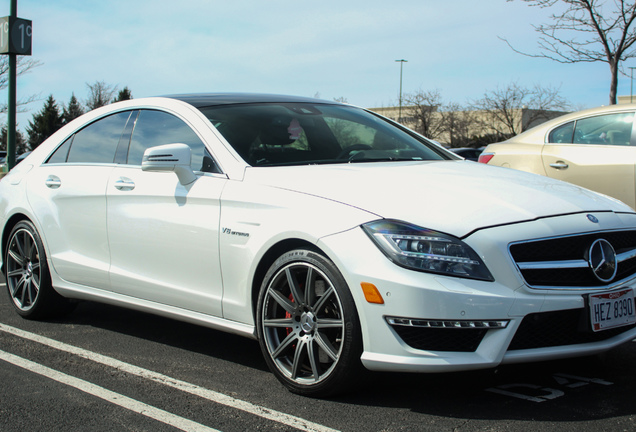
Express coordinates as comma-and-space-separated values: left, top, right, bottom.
1, 275, 636, 432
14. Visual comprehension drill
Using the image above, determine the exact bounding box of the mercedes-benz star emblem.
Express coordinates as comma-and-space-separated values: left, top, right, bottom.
588, 239, 617, 282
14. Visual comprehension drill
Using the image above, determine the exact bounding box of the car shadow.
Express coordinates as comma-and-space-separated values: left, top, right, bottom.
333, 345, 636, 422
28, 299, 636, 423
56, 299, 268, 372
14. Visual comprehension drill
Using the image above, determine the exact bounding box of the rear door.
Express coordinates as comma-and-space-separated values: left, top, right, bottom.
27, 111, 133, 289
541, 111, 636, 209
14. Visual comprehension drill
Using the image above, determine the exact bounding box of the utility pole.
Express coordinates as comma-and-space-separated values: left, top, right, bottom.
1, 0, 32, 171
7, 0, 17, 171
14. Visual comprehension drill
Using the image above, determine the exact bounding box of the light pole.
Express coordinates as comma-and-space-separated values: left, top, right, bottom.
395, 59, 407, 122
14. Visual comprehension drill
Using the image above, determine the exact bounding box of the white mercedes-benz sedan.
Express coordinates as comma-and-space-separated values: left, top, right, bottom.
2, 94, 636, 397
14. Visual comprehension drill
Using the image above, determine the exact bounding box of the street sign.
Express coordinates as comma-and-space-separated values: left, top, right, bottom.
0, 16, 32, 55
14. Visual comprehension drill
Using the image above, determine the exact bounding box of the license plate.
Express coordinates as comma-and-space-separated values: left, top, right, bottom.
589, 288, 636, 332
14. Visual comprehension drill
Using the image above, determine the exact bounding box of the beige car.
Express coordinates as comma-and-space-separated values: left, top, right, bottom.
479, 104, 636, 209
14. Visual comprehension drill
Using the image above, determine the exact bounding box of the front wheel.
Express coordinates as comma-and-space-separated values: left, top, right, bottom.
256, 249, 362, 397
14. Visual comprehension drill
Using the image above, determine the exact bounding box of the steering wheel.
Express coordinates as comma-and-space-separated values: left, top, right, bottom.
336, 144, 373, 159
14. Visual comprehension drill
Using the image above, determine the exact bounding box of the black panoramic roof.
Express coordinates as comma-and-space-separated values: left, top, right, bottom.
164, 93, 342, 108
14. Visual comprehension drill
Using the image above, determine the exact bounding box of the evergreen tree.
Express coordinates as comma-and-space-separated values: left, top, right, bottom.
1, 127, 29, 154
62, 93, 84, 124
113, 86, 132, 103
26, 95, 64, 149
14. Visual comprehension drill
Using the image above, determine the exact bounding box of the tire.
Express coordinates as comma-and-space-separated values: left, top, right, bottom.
4, 220, 75, 319
256, 249, 362, 397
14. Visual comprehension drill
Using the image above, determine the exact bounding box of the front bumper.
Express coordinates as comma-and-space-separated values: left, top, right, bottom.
318, 211, 636, 373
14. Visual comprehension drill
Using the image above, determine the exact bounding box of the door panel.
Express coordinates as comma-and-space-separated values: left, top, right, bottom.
27, 165, 114, 289
541, 144, 636, 209
106, 166, 226, 316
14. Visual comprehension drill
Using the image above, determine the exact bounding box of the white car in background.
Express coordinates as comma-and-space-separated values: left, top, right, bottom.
2, 94, 636, 397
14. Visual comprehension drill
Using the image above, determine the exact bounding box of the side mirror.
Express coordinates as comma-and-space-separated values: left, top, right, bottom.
142, 143, 197, 185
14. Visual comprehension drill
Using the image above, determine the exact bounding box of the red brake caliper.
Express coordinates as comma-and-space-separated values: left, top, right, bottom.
285, 293, 294, 336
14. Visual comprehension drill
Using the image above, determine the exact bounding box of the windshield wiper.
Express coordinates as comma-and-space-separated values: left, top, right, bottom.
347, 157, 421, 163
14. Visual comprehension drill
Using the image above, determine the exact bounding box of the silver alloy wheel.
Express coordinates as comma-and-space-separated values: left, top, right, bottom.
6, 227, 41, 311
261, 261, 345, 385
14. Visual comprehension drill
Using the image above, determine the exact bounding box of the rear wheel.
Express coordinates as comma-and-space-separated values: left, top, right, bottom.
5, 220, 74, 319
256, 249, 362, 397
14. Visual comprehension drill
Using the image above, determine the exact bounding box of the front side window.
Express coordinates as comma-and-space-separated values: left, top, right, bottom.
128, 110, 218, 173
200, 103, 447, 166
571, 112, 634, 146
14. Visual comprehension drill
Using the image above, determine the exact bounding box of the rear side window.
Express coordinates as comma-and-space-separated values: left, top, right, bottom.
47, 111, 132, 164
549, 112, 634, 146
66, 111, 132, 163
548, 121, 574, 143
47, 136, 73, 163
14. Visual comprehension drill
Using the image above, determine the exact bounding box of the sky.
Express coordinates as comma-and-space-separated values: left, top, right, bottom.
0, 0, 629, 132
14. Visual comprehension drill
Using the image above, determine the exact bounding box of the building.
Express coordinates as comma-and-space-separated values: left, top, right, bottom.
367, 105, 568, 147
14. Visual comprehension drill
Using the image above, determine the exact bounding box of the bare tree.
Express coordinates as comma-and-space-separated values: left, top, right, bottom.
504, 0, 636, 105
471, 82, 569, 138
402, 89, 445, 140
85, 81, 118, 111
0, 56, 41, 114
439, 103, 478, 148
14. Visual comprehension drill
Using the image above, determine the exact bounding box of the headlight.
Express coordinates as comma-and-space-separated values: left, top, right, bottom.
362, 220, 494, 281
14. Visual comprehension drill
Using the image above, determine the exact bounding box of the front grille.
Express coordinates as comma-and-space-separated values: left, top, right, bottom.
508, 308, 636, 350
390, 325, 488, 352
509, 230, 636, 287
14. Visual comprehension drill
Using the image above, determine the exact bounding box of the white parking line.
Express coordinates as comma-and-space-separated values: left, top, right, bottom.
0, 349, 219, 432
0, 323, 339, 432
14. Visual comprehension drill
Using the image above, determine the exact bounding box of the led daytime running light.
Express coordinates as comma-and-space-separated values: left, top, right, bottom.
382, 233, 481, 266
387, 316, 509, 329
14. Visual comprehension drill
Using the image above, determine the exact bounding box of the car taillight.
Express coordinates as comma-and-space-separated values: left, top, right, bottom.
478, 152, 494, 164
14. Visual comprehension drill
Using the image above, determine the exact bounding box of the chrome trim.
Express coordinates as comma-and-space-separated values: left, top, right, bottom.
386, 316, 509, 329
517, 259, 587, 270
588, 238, 618, 282
517, 247, 636, 271
509, 228, 636, 290
618, 248, 636, 262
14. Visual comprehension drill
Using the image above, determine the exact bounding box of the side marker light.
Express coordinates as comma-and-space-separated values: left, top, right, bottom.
361, 282, 384, 304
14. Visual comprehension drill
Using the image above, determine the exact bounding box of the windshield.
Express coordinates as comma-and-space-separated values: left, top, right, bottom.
198, 103, 449, 166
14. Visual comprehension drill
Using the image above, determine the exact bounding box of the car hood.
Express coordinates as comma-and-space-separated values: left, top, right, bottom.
243, 161, 632, 237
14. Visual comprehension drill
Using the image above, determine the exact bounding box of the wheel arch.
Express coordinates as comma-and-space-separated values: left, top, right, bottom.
250, 238, 322, 322
1, 213, 31, 273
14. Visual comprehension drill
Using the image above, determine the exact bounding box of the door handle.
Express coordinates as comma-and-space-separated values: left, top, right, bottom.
45, 175, 61, 189
549, 162, 569, 170
114, 177, 135, 191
